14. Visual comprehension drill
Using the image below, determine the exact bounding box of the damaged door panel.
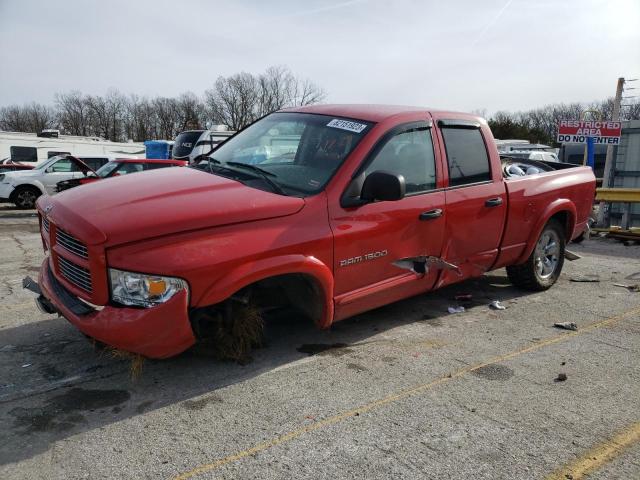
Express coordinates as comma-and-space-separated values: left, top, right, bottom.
392, 256, 461, 276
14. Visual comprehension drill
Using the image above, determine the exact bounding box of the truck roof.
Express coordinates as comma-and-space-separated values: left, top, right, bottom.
282, 104, 476, 123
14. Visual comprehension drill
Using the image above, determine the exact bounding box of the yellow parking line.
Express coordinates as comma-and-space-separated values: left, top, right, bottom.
546, 421, 640, 480
172, 306, 640, 480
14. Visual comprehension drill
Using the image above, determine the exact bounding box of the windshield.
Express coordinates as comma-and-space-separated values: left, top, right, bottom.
173, 131, 205, 159
194, 112, 372, 196
34, 156, 63, 171
96, 161, 120, 177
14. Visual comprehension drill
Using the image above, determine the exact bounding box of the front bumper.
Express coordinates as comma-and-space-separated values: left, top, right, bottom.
38, 257, 196, 358
0, 183, 15, 201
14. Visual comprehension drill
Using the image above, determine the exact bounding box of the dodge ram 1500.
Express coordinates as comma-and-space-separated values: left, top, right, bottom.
31, 105, 596, 358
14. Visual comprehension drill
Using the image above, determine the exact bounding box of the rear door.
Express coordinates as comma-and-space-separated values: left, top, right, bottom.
434, 118, 507, 285
330, 121, 446, 319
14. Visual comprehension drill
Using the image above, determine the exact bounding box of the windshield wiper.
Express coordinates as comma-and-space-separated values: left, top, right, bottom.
197, 156, 222, 174
225, 162, 284, 194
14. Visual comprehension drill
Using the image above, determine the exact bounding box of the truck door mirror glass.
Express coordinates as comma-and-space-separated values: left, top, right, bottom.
360, 170, 406, 202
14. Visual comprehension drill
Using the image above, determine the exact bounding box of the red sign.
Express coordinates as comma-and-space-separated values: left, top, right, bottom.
557, 120, 622, 144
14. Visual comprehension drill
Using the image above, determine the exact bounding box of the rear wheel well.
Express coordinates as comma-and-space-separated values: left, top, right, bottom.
549, 210, 573, 240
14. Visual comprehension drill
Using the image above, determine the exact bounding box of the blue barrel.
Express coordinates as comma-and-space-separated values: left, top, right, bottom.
144, 140, 172, 159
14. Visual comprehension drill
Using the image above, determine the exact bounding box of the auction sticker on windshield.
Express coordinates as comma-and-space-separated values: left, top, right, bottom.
327, 119, 368, 133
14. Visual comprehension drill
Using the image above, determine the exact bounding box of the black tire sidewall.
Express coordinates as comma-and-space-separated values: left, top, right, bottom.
11, 186, 41, 209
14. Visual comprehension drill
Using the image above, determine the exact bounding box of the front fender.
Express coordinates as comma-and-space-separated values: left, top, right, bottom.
516, 199, 576, 264
195, 254, 335, 328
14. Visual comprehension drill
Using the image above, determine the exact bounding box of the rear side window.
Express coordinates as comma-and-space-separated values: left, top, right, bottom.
441, 128, 491, 187
10, 146, 37, 162
365, 127, 436, 194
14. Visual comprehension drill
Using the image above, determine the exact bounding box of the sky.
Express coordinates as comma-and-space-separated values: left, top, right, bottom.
1, 0, 639, 114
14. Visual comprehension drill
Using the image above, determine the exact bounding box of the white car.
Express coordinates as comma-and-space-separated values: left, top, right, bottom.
0, 155, 109, 209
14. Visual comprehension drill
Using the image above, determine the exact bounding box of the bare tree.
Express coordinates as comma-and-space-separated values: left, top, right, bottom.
205, 72, 259, 130
0, 103, 56, 133
204, 66, 325, 130
55, 91, 90, 136
175, 92, 205, 132
0, 105, 29, 131
290, 77, 325, 106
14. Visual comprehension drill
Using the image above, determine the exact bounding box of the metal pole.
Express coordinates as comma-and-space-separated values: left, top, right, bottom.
596, 77, 625, 226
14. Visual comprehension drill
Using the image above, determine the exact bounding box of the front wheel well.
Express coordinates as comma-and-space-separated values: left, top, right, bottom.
190, 273, 325, 340
242, 273, 325, 324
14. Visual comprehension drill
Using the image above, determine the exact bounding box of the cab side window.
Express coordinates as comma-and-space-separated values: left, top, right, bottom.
441, 127, 491, 187
365, 128, 436, 194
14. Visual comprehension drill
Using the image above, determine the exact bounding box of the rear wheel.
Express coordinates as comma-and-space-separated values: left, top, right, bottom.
507, 219, 565, 291
11, 186, 41, 209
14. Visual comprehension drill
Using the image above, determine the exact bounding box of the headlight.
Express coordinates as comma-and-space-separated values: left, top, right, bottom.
108, 268, 188, 308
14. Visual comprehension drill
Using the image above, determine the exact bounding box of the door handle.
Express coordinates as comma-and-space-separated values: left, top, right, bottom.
419, 209, 443, 220
485, 197, 503, 207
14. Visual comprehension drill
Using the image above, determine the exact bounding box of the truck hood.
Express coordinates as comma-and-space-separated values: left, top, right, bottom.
42, 167, 305, 247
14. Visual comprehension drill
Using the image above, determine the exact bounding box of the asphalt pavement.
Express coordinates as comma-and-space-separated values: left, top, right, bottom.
0, 206, 638, 479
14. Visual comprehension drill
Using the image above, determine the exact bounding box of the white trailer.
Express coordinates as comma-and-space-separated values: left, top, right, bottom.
0, 130, 145, 165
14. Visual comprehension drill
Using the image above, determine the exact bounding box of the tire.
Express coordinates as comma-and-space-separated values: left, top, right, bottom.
11, 186, 41, 209
507, 219, 565, 291
572, 231, 586, 244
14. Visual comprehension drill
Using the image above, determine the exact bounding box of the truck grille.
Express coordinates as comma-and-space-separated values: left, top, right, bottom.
56, 228, 88, 259
42, 217, 50, 234
58, 256, 93, 293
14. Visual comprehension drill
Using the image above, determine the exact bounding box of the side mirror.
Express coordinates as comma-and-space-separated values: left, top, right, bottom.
361, 170, 406, 202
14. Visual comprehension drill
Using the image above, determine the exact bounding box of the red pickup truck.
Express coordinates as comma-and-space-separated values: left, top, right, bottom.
32, 105, 595, 359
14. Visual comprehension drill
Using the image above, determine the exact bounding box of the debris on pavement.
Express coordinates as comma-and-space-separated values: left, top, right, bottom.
613, 283, 640, 292
554, 322, 578, 331
626, 272, 640, 281
489, 300, 506, 310
564, 250, 582, 261
447, 306, 465, 314
570, 274, 600, 282
105, 348, 145, 380
21, 363, 32, 368
554, 373, 568, 382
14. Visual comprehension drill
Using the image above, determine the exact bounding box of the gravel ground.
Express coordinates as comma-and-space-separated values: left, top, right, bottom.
0, 206, 638, 480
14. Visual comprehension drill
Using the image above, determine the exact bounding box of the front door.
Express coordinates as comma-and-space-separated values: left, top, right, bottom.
330, 122, 446, 320
42, 158, 83, 194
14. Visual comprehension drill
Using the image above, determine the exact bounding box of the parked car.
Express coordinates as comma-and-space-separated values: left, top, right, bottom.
0, 158, 34, 173
56, 158, 188, 192
31, 105, 595, 359
0, 155, 111, 209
